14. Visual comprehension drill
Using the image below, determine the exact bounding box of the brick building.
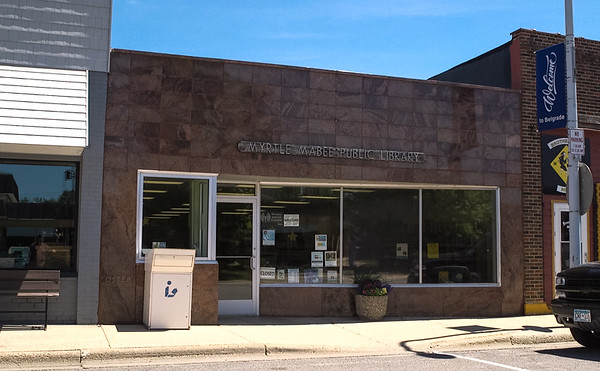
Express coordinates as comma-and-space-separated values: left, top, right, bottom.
433, 28, 600, 315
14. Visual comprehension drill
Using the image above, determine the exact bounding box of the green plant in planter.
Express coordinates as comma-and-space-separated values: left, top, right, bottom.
354, 273, 391, 321
354, 273, 391, 296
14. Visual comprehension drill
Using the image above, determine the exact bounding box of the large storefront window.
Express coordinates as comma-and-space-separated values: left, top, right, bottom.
260, 185, 499, 285
260, 186, 340, 284
342, 189, 419, 284
422, 189, 497, 284
137, 172, 216, 261
0, 161, 77, 271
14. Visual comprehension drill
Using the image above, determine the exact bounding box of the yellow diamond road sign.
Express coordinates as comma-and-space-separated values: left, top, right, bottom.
551, 146, 569, 183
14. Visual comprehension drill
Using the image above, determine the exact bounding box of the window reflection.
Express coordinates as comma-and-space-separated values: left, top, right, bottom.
0, 162, 77, 270
342, 189, 419, 284
422, 190, 497, 283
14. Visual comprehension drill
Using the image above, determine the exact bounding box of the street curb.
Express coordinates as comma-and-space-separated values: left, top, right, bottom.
81, 344, 268, 361
426, 331, 573, 350
0, 350, 82, 368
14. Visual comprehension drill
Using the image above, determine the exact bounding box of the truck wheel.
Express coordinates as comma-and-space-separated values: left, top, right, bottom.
570, 328, 600, 348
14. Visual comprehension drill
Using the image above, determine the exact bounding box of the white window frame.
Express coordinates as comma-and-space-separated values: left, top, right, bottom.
136, 170, 217, 263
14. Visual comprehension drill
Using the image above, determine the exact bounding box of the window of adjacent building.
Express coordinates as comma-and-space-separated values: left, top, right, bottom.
260, 186, 499, 285
0, 161, 78, 271
137, 171, 216, 261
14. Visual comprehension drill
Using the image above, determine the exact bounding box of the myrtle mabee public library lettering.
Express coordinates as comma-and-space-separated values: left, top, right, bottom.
238, 141, 425, 163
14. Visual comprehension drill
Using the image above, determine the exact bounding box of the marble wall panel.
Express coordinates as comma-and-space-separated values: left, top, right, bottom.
335, 121, 362, 137
253, 66, 281, 85
193, 59, 223, 80
335, 135, 362, 148
253, 84, 281, 100
363, 77, 388, 96
413, 83, 437, 99
162, 76, 192, 93
308, 133, 336, 146
461, 171, 485, 185
336, 106, 362, 122
362, 122, 388, 138
310, 89, 336, 105
193, 79, 223, 95
253, 99, 281, 116
282, 86, 309, 103
191, 264, 218, 324
163, 57, 193, 77
281, 102, 309, 119
224, 63, 253, 83
308, 104, 335, 120
336, 74, 362, 93
336, 91, 362, 107
484, 173, 507, 187
281, 117, 308, 133
484, 147, 507, 160
282, 69, 309, 88
388, 79, 413, 98
310, 71, 335, 91
363, 95, 388, 110
110, 53, 131, 74
260, 287, 322, 316
322, 288, 355, 316
308, 118, 336, 135
363, 109, 388, 125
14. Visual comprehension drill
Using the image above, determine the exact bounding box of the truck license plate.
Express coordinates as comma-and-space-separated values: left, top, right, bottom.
574, 309, 591, 323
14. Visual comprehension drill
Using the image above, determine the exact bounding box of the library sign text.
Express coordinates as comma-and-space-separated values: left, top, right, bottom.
238, 141, 425, 163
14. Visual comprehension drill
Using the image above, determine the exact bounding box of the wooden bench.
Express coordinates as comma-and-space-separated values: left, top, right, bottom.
0, 270, 60, 330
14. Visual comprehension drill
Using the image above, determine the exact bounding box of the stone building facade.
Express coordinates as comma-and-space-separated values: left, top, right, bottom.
99, 49, 523, 324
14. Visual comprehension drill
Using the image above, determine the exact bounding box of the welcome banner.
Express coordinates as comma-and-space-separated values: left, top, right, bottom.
536, 43, 567, 131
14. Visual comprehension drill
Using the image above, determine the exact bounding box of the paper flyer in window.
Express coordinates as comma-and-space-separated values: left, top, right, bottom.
327, 270, 338, 283
396, 243, 408, 259
314, 234, 327, 250
304, 268, 321, 284
271, 213, 284, 225
311, 251, 324, 267
260, 267, 276, 280
427, 242, 439, 259
262, 229, 275, 246
277, 269, 286, 280
283, 214, 300, 227
288, 268, 299, 283
324, 251, 337, 267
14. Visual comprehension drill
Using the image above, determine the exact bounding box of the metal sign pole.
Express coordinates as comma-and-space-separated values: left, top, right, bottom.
565, 0, 582, 267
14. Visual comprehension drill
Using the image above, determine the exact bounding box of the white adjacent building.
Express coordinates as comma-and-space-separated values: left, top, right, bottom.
0, 0, 111, 324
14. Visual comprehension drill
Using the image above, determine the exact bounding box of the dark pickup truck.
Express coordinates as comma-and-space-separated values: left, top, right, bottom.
551, 261, 600, 347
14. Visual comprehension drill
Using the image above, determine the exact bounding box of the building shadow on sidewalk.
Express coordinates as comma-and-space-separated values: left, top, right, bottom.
400, 322, 565, 356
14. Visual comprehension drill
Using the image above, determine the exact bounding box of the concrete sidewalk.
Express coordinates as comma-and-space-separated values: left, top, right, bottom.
0, 315, 574, 368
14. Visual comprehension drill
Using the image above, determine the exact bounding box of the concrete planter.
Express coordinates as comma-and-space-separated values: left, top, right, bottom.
355, 294, 388, 321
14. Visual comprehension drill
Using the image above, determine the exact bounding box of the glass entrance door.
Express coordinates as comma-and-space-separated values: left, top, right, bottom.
217, 197, 258, 315
553, 201, 588, 296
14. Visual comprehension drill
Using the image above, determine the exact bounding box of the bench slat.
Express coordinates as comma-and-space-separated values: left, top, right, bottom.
16, 293, 60, 297
0, 270, 60, 281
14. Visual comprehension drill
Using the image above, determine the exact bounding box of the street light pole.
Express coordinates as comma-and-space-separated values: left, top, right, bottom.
565, 0, 582, 267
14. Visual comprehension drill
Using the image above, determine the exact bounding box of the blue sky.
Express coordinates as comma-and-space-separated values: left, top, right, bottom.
111, 1, 600, 80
